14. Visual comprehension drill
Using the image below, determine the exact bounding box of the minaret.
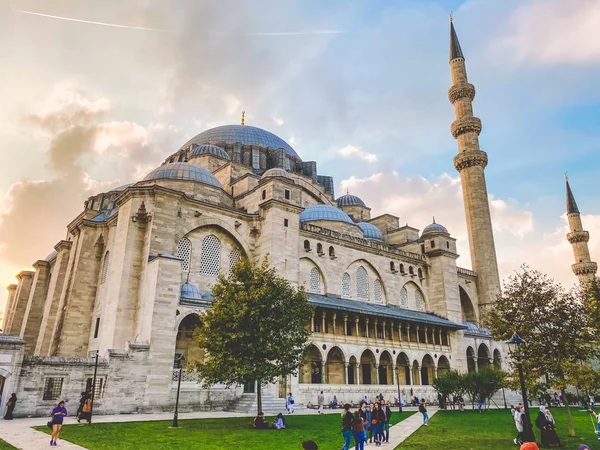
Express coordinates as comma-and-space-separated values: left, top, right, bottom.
448, 17, 501, 312
565, 176, 597, 284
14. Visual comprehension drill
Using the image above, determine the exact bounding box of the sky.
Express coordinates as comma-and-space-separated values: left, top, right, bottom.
1, 0, 600, 315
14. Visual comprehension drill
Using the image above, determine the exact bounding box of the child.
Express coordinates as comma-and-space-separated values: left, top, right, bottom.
419, 399, 429, 426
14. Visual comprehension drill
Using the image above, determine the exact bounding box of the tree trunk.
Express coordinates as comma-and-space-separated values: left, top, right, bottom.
562, 388, 575, 437
257, 381, 262, 415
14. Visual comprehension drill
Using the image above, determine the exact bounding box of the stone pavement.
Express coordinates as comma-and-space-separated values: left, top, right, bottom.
0, 406, 435, 449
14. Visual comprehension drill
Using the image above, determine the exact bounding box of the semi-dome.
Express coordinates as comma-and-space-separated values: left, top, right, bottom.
299, 204, 354, 224
180, 283, 202, 300
422, 219, 449, 236
337, 193, 366, 207
143, 162, 222, 188
357, 222, 384, 241
180, 125, 299, 159
261, 168, 291, 179
190, 144, 231, 160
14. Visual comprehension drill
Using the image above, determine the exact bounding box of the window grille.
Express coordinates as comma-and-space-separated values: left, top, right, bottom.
418, 268, 423, 278
309, 268, 321, 293
176, 237, 192, 272
374, 279, 383, 303
356, 266, 369, 300
400, 286, 408, 307
415, 290, 424, 310
100, 251, 110, 284
228, 248, 240, 276
342, 273, 351, 298
200, 234, 221, 276
85, 377, 105, 398
285, 189, 290, 200
43, 378, 63, 400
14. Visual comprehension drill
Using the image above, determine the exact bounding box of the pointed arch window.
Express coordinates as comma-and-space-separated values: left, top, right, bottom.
415, 289, 424, 311
342, 273, 351, 298
400, 286, 408, 307
200, 234, 221, 276
356, 266, 369, 301
228, 248, 241, 276
176, 237, 192, 272
309, 267, 321, 294
101, 251, 110, 284
374, 279, 383, 303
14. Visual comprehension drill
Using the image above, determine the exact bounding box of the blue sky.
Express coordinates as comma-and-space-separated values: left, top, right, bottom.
1, 0, 600, 310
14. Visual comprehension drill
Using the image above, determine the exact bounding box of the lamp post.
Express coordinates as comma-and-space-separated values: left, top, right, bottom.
172, 355, 185, 428
506, 333, 535, 443
394, 366, 402, 412
89, 351, 99, 425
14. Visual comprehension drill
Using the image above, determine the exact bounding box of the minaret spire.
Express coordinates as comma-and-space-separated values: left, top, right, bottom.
448, 18, 501, 314
565, 177, 597, 285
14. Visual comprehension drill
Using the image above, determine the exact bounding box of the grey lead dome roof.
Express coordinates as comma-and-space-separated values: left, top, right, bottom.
143, 162, 222, 188
357, 222, 384, 241
299, 204, 354, 224
422, 221, 449, 236
336, 193, 366, 207
190, 144, 230, 160
180, 125, 299, 160
261, 168, 291, 179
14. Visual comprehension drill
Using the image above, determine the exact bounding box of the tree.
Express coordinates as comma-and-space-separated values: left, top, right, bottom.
432, 370, 464, 409
194, 257, 313, 413
475, 366, 506, 407
486, 265, 600, 436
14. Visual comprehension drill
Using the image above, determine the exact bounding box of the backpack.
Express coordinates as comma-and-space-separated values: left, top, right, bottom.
419, 404, 425, 413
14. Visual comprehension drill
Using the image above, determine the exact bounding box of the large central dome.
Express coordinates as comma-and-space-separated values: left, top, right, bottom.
180, 125, 299, 159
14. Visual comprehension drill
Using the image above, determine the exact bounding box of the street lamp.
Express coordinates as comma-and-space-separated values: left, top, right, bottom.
506, 333, 535, 443
394, 366, 402, 413
172, 355, 186, 428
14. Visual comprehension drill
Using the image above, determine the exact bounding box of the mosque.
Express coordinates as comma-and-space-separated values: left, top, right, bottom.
0, 21, 537, 416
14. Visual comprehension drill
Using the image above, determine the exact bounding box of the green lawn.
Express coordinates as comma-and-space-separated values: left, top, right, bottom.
399, 407, 600, 449
36, 411, 413, 449
0, 439, 17, 450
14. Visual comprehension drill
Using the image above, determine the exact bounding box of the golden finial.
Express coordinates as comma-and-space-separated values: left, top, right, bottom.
449, 12, 453, 22
564, 172, 569, 181
241, 111, 245, 126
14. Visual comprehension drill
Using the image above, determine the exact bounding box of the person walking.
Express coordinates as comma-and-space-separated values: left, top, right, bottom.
317, 391, 324, 414
366, 403, 374, 444
381, 399, 393, 443
538, 406, 560, 446
75, 391, 86, 421
373, 402, 386, 446
419, 399, 429, 426
353, 409, 366, 450
3, 393, 17, 420
287, 392, 295, 414
341, 404, 354, 450
513, 404, 524, 446
49, 400, 67, 446
78, 393, 92, 424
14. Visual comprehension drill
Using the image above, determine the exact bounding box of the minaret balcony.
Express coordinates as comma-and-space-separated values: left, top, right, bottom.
453, 150, 488, 171
448, 83, 475, 104
567, 230, 589, 244
451, 116, 482, 138
572, 261, 598, 276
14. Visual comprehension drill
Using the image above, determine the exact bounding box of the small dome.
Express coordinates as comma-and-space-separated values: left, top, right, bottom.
422, 219, 449, 236
337, 193, 366, 207
262, 168, 291, 179
143, 162, 222, 188
202, 291, 213, 301
190, 144, 230, 160
357, 222, 384, 241
299, 204, 354, 224
180, 283, 202, 300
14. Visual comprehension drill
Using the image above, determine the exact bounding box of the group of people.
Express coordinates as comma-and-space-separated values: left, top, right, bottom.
253, 412, 287, 430
341, 398, 393, 449
76, 391, 93, 423
511, 403, 560, 447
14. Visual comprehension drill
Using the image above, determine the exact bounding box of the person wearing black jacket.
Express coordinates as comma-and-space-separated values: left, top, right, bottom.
381, 399, 393, 443
341, 404, 354, 450
372, 402, 386, 446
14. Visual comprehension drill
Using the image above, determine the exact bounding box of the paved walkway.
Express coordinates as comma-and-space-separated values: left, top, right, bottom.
0, 407, 436, 449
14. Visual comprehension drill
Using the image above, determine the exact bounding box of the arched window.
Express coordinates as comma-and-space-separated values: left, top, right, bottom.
409, 266, 414, 275
228, 248, 241, 276
176, 237, 192, 272
309, 268, 321, 294
399, 264, 405, 274
400, 286, 408, 307
329, 246, 335, 258
390, 261, 395, 272
356, 266, 369, 301
342, 273, 351, 298
101, 251, 110, 284
316, 243, 323, 255
418, 268, 423, 278
304, 240, 311, 252
374, 279, 383, 303
200, 234, 221, 276
415, 289, 424, 310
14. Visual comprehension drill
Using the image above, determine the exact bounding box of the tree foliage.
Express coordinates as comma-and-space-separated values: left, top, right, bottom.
486, 265, 600, 436
433, 368, 505, 410
194, 257, 313, 412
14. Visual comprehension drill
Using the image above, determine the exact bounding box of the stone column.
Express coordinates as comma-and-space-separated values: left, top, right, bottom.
365, 318, 370, 339
354, 317, 359, 337
321, 312, 326, 335
374, 319, 379, 340
332, 313, 337, 335
424, 326, 429, 344
356, 364, 361, 385
6, 271, 35, 335
375, 364, 380, 385
20, 260, 51, 354
322, 361, 328, 384
392, 365, 398, 386
382, 320, 386, 340
311, 311, 315, 332
345, 363, 349, 384
343, 314, 348, 336
390, 322, 395, 343
416, 325, 421, 344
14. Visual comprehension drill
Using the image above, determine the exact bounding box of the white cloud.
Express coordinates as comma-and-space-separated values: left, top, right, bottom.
338, 145, 378, 163
272, 117, 284, 126
223, 94, 241, 116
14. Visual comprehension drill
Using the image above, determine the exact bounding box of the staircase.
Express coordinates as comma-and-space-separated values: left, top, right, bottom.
224, 391, 305, 415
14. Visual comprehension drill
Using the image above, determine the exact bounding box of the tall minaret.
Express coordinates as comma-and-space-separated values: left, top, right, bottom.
448, 17, 501, 312
565, 176, 597, 284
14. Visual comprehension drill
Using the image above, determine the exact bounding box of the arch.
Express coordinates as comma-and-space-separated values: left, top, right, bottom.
176, 237, 192, 272
348, 356, 358, 385
300, 257, 330, 295
399, 263, 405, 274
396, 353, 410, 385
373, 279, 384, 303
493, 349, 502, 369
200, 234, 221, 276
466, 346, 476, 373
459, 286, 477, 323
175, 313, 204, 366
177, 218, 252, 260
400, 286, 408, 307
478, 343, 491, 369
437, 355, 450, 376
300, 344, 323, 384
411, 360, 420, 385
356, 266, 369, 300
309, 267, 322, 294
360, 349, 376, 385
415, 289, 424, 311
326, 346, 346, 384
304, 239, 311, 251
421, 354, 435, 385
100, 251, 110, 284
316, 243, 323, 255
379, 351, 393, 385
228, 248, 241, 276
341, 273, 351, 298
408, 266, 414, 275
401, 281, 426, 311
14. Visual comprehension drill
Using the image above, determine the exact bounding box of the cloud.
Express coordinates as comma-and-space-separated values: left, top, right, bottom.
338, 145, 378, 162
272, 117, 284, 126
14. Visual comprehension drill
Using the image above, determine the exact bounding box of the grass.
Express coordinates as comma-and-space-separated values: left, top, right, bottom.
35, 411, 413, 449
0, 439, 17, 450
399, 407, 600, 449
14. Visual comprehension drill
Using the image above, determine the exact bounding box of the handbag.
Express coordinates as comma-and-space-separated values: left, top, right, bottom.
47, 421, 53, 429
371, 419, 377, 425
